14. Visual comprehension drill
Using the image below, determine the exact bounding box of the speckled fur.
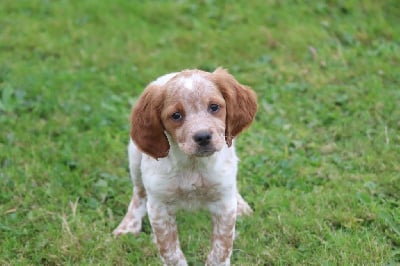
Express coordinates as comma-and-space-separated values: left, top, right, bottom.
113, 68, 257, 266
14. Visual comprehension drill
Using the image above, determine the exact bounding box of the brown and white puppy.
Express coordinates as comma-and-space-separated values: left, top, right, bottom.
113, 68, 257, 266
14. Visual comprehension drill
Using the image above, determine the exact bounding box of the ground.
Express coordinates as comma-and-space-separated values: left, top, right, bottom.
0, 0, 399, 265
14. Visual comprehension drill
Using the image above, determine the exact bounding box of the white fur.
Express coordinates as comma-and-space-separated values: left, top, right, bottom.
151, 72, 178, 86
133, 137, 238, 212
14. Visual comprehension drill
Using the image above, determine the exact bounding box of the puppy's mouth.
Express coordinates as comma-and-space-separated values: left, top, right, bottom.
194, 147, 216, 157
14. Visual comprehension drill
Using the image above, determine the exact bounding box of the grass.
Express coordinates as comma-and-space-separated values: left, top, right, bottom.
1, 0, 399, 265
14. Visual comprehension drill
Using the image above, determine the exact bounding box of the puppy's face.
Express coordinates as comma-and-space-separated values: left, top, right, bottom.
161, 72, 226, 156
130, 68, 257, 159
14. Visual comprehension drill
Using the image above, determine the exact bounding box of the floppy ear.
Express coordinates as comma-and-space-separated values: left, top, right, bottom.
212, 68, 258, 146
130, 85, 169, 159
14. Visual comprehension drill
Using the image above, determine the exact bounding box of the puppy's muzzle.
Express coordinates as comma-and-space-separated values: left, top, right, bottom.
193, 130, 212, 146
192, 131, 216, 156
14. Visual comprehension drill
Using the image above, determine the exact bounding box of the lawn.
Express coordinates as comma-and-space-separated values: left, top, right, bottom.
1, 0, 399, 265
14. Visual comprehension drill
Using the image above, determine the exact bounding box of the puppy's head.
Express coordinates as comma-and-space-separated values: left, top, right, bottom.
131, 68, 257, 159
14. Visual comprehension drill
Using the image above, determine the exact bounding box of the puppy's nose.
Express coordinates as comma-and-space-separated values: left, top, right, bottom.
193, 131, 212, 146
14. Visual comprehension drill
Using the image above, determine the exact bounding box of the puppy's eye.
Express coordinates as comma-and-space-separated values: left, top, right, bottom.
209, 104, 220, 113
171, 112, 183, 121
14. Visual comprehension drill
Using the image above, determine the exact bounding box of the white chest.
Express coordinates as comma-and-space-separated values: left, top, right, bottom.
141, 154, 237, 210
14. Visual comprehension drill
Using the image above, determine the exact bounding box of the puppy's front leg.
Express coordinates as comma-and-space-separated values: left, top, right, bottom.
207, 202, 237, 266
147, 200, 187, 266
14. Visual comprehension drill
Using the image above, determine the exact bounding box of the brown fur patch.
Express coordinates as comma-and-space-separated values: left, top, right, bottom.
212, 68, 258, 146
130, 85, 170, 159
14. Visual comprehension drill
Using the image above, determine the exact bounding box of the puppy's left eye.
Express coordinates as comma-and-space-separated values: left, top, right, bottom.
209, 103, 220, 113
171, 112, 183, 121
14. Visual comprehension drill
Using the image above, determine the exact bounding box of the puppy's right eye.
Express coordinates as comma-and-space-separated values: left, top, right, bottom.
171, 112, 183, 121
209, 103, 220, 113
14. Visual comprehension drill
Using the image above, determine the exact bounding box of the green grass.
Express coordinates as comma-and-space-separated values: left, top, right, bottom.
1, 0, 399, 265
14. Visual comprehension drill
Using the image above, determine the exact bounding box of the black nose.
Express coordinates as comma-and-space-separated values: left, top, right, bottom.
193, 131, 212, 146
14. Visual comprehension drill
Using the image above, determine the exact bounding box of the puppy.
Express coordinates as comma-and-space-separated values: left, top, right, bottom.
113, 68, 257, 266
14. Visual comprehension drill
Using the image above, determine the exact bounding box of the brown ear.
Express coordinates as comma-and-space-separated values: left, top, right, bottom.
130, 85, 169, 159
212, 68, 258, 146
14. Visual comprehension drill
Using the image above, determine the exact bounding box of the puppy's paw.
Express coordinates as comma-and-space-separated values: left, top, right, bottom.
113, 219, 142, 237
237, 193, 253, 216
